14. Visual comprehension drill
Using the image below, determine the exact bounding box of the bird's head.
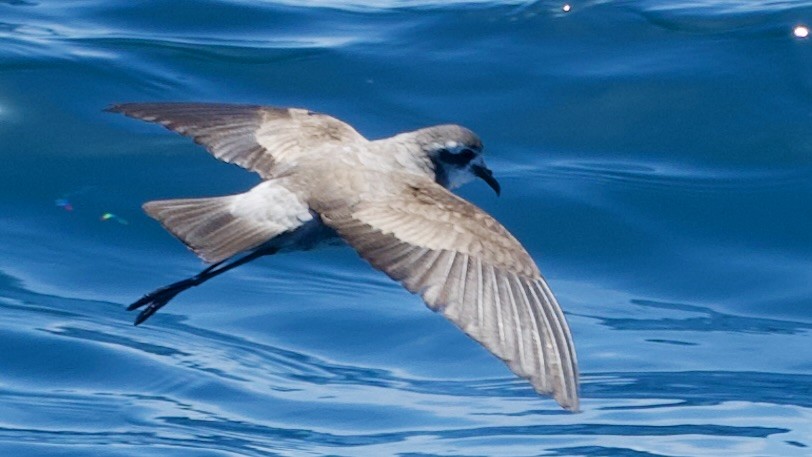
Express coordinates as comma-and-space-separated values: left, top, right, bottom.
416, 125, 500, 195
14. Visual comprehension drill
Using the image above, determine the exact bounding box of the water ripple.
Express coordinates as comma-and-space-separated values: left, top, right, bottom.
2, 267, 810, 455
635, 0, 812, 34
584, 298, 812, 336
539, 160, 812, 193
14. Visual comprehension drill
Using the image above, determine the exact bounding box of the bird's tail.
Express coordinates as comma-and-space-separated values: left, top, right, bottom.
143, 195, 273, 264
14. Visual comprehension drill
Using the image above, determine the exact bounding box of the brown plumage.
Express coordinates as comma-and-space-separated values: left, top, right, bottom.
108, 102, 580, 411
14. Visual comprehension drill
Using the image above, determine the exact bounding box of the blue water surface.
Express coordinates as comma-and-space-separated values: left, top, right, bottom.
1, 0, 811, 455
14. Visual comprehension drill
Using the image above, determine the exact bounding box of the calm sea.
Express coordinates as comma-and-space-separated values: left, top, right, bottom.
1, 0, 811, 455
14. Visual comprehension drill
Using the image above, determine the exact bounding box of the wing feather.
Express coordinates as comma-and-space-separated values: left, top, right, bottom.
511, 276, 545, 384
319, 183, 579, 410
107, 102, 367, 178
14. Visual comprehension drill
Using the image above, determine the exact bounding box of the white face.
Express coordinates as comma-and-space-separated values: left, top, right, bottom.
444, 154, 486, 189
432, 142, 500, 195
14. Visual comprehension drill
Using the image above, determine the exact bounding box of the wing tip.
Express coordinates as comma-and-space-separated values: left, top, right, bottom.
103, 102, 181, 117
527, 374, 580, 412
104, 103, 125, 114
141, 200, 161, 218
556, 393, 581, 413
104, 102, 148, 118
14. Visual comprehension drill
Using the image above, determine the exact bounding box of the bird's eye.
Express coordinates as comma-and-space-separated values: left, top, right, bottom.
458, 148, 476, 161
439, 148, 476, 165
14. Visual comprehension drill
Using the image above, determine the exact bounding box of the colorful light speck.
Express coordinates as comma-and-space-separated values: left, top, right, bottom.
101, 213, 128, 225
55, 198, 73, 212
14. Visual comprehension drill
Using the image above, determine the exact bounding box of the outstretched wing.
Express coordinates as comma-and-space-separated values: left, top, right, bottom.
106, 102, 367, 179
318, 182, 579, 410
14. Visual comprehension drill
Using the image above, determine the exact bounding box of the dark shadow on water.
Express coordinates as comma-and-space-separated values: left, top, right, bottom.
155, 416, 787, 448
644, 338, 698, 346
580, 298, 812, 335
585, 371, 812, 410
544, 446, 676, 457
43, 326, 189, 357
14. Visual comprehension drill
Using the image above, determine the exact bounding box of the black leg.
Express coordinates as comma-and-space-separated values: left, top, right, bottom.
128, 248, 275, 326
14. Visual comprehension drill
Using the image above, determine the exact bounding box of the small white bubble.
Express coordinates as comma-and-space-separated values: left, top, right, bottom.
794, 25, 809, 39
562, 4, 571, 12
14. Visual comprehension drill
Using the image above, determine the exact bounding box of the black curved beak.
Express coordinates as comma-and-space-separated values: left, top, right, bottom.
472, 164, 501, 196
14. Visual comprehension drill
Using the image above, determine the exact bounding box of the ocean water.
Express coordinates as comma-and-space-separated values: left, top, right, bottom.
1, 0, 811, 455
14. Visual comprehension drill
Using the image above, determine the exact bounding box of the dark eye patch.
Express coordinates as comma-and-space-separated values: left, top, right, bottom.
439, 148, 476, 166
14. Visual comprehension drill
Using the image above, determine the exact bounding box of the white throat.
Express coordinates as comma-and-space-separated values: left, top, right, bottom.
443, 166, 476, 189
